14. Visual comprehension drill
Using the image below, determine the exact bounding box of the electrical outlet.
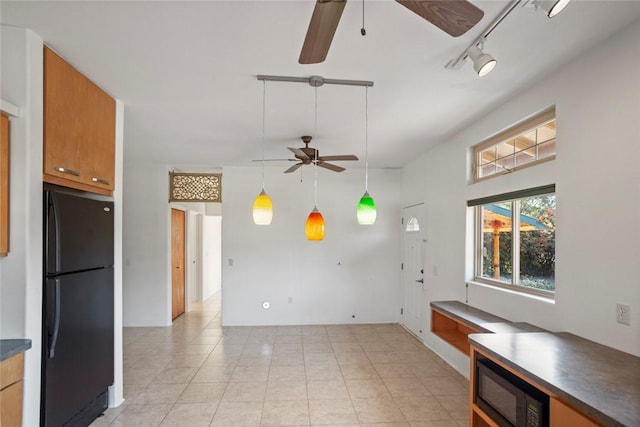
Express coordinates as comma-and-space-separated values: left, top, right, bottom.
616, 303, 630, 325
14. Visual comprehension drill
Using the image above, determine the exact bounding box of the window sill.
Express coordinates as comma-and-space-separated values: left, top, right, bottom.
467, 280, 555, 304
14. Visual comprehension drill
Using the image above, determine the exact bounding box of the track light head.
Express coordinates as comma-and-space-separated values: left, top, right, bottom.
538, 0, 572, 18
467, 45, 497, 77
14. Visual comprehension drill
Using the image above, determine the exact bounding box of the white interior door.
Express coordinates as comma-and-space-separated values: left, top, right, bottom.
401, 204, 426, 340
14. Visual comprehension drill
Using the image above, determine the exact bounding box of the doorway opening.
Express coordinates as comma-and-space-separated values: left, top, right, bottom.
170, 204, 222, 321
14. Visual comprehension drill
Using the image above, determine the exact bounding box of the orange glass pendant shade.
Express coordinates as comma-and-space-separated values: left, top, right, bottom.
305, 207, 325, 240
252, 189, 273, 225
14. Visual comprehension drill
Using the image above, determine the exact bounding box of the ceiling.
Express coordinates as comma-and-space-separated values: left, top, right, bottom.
2, 1, 640, 169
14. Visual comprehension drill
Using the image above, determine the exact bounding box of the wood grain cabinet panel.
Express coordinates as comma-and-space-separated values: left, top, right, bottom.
0, 353, 25, 427
44, 46, 115, 195
431, 309, 481, 355
550, 397, 601, 427
0, 113, 8, 257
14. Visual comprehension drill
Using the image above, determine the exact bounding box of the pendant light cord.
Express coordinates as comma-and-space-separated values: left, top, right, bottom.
365, 86, 369, 192
314, 86, 318, 207
261, 80, 266, 189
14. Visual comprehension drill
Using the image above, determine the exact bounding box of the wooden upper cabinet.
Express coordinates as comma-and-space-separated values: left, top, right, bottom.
44, 46, 115, 195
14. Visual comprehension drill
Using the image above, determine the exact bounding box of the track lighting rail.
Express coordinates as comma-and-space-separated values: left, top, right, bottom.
257, 75, 374, 88
445, 0, 522, 71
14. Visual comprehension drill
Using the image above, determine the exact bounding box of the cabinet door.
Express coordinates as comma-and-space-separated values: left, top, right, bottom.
550, 397, 601, 426
82, 74, 115, 191
43, 47, 115, 194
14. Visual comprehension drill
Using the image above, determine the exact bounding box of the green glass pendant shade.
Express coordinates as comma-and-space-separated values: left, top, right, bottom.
357, 191, 376, 225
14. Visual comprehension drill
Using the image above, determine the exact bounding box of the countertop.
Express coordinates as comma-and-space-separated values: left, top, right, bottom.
430, 300, 545, 333
0, 339, 32, 361
469, 332, 640, 427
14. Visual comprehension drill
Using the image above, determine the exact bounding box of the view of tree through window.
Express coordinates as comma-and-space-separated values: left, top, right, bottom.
479, 193, 555, 292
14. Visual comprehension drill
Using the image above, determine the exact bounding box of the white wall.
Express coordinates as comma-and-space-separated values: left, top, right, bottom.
402, 20, 640, 374
109, 100, 125, 407
123, 162, 172, 326
124, 164, 400, 327
0, 26, 44, 426
203, 215, 222, 299
221, 166, 401, 326
122, 164, 219, 325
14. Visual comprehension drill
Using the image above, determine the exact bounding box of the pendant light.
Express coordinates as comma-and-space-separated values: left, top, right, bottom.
357, 86, 376, 225
252, 80, 273, 225
305, 86, 325, 240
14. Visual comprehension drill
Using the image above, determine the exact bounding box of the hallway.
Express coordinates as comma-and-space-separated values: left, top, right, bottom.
92, 293, 469, 426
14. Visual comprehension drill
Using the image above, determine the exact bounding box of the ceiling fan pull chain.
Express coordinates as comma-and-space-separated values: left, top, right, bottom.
361, 0, 366, 36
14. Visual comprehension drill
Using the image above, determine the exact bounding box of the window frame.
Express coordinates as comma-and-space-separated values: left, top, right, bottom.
470, 186, 556, 299
473, 107, 556, 183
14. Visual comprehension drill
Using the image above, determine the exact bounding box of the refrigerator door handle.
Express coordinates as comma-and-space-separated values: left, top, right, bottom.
45, 190, 62, 273
51, 192, 62, 272
49, 278, 61, 359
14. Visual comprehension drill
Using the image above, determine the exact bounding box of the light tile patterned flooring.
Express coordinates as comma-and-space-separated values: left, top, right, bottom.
92, 293, 470, 426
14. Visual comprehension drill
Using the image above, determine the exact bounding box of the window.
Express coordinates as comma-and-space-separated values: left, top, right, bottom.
405, 217, 420, 232
469, 186, 556, 296
473, 108, 556, 182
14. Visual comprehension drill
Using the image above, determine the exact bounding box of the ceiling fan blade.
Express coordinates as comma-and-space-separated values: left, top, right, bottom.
251, 159, 298, 162
317, 162, 346, 173
288, 147, 310, 161
395, 0, 484, 37
284, 163, 304, 173
318, 155, 359, 161
299, 0, 347, 64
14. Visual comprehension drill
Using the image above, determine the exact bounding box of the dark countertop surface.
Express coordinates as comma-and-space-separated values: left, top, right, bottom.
431, 300, 506, 330
469, 332, 640, 427
0, 339, 32, 361
430, 300, 545, 333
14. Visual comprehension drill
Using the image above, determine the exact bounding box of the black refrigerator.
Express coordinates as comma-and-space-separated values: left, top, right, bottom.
42, 186, 114, 427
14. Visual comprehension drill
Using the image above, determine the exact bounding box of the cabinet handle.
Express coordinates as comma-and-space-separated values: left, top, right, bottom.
54, 166, 80, 177
91, 177, 111, 186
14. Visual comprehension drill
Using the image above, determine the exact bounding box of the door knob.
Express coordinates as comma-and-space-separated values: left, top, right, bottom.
415, 279, 424, 283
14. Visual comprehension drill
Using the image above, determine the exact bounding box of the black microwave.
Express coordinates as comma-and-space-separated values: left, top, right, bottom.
475, 357, 549, 427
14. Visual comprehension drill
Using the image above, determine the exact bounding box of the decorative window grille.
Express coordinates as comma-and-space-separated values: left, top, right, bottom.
169, 172, 222, 202
405, 217, 420, 232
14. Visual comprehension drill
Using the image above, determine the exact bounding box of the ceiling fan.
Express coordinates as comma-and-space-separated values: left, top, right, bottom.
270, 136, 359, 173
299, 0, 485, 64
